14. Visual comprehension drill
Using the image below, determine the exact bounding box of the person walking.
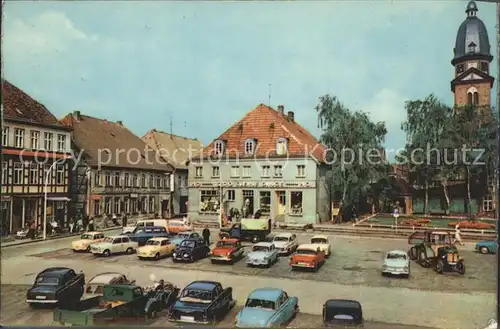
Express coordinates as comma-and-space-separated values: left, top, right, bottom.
454, 224, 464, 246
88, 217, 95, 231
202, 226, 210, 246
76, 217, 83, 232
68, 218, 75, 234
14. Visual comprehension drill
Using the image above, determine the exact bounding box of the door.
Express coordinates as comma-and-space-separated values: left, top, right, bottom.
112, 237, 123, 253
242, 190, 254, 217
276, 191, 286, 217
179, 196, 188, 215
236, 241, 244, 258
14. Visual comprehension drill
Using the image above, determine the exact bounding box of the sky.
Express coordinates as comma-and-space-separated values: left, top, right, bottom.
3, 1, 498, 160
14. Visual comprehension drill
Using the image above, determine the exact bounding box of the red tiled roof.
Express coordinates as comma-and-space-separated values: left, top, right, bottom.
2, 79, 68, 129
197, 104, 326, 162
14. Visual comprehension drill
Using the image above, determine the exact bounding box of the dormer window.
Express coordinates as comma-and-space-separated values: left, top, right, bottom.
244, 139, 256, 155
456, 64, 464, 74
276, 138, 288, 155
214, 140, 225, 155
468, 42, 476, 54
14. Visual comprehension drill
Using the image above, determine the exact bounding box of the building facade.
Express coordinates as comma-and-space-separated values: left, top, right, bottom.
60, 112, 174, 227
1, 80, 72, 233
142, 130, 203, 217
188, 104, 330, 225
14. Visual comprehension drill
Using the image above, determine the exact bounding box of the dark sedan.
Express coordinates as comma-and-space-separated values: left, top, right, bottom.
172, 239, 210, 262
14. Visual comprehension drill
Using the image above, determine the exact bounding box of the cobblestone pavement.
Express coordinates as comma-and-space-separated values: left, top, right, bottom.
0, 284, 435, 329
29, 233, 495, 293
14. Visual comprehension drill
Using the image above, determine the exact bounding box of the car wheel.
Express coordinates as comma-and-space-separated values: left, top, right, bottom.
314, 263, 318, 272
211, 260, 216, 265
146, 309, 158, 321
266, 260, 271, 268
103, 249, 111, 257
436, 259, 444, 274
251, 235, 260, 243
86, 246, 91, 252
154, 253, 160, 260
126, 247, 134, 254
480, 246, 490, 254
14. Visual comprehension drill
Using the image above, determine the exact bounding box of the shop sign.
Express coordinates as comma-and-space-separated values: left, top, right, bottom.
189, 180, 316, 188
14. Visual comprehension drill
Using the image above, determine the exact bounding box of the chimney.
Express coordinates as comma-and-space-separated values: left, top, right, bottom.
73, 110, 81, 120
277, 105, 284, 114
287, 111, 294, 122
117, 120, 123, 125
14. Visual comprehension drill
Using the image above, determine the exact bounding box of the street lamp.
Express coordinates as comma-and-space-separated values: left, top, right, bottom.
43, 158, 66, 240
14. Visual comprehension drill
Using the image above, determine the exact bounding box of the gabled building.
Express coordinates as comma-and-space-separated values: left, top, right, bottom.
1, 80, 73, 233
142, 130, 203, 216
188, 104, 330, 224
60, 112, 174, 226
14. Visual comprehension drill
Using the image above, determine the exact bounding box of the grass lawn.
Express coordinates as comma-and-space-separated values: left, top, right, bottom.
366, 216, 497, 228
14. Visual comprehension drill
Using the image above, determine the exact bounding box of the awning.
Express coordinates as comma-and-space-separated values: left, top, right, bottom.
47, 197, 71, 201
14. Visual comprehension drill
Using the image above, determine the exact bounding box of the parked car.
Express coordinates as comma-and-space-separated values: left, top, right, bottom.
289, 244, 325, 272
172, 239, 210, 262
210, 239, 245, 264
310, 235, 331, 257
476, 240, 497, 254
323, 299, 363, 327
168, 281, 235, 324
26, 267, 85, 307
381, 250, 410, 278
272, 233, 298, 255
170, 231, 203, 246
235, 288, 299, 327
90, 236, 137, 257
168, 220, 193, 234
71, 232, 106, 252
219, 218, 272, 243
84, 272, 135, 299
122, 219, 169, 235
137, 237, 176, 260
128, 226, 169, 246
246, 242, 279, 267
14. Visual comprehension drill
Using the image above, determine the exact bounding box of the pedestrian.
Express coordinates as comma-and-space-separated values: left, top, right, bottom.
76, 217, 83, 232
88, 217, 95, 231
454, 224, 464, 246
69, 218, 75, 234
122, 215, 128, 228
112, 214, 119, 226
202, 226, 210, 246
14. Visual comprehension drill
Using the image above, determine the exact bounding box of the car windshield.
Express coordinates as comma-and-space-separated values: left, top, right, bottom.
180, 289, 212, 302
296, 249, 316, 255
217, 241, 236, 248
387, 253, 406, 260
103, 237, 114, 243
146, 240, 161, 246
180, 240, 195, 248
273, 236, 289, 242
80, 234, 92, 239
311, 238, 327, 244
252, 246, 270, 252
144, 228, 164, 233
36, 276, 59, 286
245, 298, 275, 310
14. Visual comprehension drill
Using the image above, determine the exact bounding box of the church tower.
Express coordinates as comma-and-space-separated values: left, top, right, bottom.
451, 1, 494, 107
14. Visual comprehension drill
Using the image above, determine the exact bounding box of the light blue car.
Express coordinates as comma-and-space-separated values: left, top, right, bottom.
475, 240, 497, 254
235, 288, 299, 328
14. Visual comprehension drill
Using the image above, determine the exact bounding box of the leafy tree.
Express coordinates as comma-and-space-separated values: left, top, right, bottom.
316, 95, 388, 218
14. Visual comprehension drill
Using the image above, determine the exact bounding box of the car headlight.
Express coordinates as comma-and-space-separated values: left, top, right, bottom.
227, 252, 231, 256
173, 252, 177, 257
183, 253, 189, 258
382, 265, 387, 270
403, 266, 409, 271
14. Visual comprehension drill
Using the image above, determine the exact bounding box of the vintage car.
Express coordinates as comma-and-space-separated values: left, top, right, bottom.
128, 226, 169, 246
219, 218, 272, 243
172, 238, 211, 262
168, 220, 193, 234
381, 250, 410, 278
235, 288, 299, 327
170, 231, 203, 246
122, 219, 169, 235
323, 299, 363, 327
84, 272, 135, 299
289, 244, 325, 272
137, 237, 176, 260
26, 267, 85, 307
210, 239, 245, 264
246, 242, 279, 267
310, 235, 331, 257
476, 240, 497, 254
71, 232, 106, 252
168, 281, 235, 324
272, 233, 298, 255
90, 236, 138, 257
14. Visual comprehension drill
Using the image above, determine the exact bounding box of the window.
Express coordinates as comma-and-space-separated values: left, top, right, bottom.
141, 174, 146, 188
14, 128, 25, 148
124, 173, 130, 187
467, 92, 473, 105
276, 138, 287, 155
180, 175, 186, 188
290, 191, 303, 215
214, 140, 225, 155
2, 162, 7, 184
200, 190, 220, 213
114, 172, 120, 186
44, 132, 53, 151
177, 175, 182, 188
244, 139, 256, 155
104, 197, 112, 215
30, 131, 40, 149
123, 198, 130, 213
94, 171, 102, 186
456, 64, 465, 74
155, 176, 161, 188
483, 195, 494, 212
57, 134, 66, 152
163, 176, 168, 189
114, 197, 120, 214
141, 197, 147, 213
105, 172, 111, 186
30, 163, 39, 184
131, 199, 138, 213
473, 92, 479, 105
242, 190, 254, 217
149, 175, 154, 187
468, 42, 476, 53
131, 174, 138, 187
274, 165, 283, 177
260, 191, 271, 215
212, 166, 220, 177
56, 164, 65, 184
261, 165, 270, 177
231, 166, 240, 177
480, 62, 489, 72
227, 190, 235, 201
2, 127, 8, 146
195, 166, 203, 178
13, 163, 23, 184
242, 166, 251, 177
149, 197, 155, 212
93, 200, 101, 215
296, 165, 305, 177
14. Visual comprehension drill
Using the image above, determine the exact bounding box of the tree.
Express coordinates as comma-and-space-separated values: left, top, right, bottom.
316, 94, 388, 218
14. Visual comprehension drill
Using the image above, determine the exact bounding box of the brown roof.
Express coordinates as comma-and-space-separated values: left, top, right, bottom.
60, 112, 173, 172
2, 79, 69, 130
142, 130, 204, 169
197, 104, 326, 162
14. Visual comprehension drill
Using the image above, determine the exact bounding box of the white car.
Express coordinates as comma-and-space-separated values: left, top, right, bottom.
381, 250, 410, 278
310, 235, 331, 257
272, 233, 298, 255
90, 236, 138, 257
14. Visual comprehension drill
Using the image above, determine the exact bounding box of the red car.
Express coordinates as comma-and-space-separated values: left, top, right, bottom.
209, 239, 244, 264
